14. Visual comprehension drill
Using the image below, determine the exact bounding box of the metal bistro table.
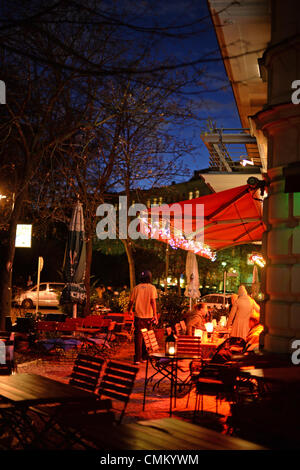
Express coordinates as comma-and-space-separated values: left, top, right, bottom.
0, 373, 105, 448
143, 340, 222, 416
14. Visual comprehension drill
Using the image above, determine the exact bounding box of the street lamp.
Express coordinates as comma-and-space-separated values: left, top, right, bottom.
221, 262, 227, 304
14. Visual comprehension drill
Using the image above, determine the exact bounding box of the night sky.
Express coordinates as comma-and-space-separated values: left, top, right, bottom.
145, 0, 242, 176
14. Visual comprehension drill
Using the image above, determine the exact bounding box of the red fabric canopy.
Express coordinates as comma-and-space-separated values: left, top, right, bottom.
140, 184, 265, 260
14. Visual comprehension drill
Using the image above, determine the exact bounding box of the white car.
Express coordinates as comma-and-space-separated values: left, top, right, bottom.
14, 282, 65, 309
200, 293, 232, 311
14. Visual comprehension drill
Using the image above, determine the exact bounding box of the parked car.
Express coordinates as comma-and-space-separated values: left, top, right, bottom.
13, 282, 65, 309
200, 293, 232, 312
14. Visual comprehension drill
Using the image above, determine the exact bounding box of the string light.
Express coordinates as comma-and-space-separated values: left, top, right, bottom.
139, 216, 216, 261
249, 253, 265, 267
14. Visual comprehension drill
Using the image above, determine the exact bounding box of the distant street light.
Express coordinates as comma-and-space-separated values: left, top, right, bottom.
221, 262, 227, 304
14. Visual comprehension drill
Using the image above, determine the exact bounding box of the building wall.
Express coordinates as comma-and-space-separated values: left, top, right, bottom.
253, 0, 300, 353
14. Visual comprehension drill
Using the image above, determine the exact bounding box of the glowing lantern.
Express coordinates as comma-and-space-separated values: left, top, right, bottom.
165, 331, 176, 356
194, 329, 203, 338
205, 322, 214, 341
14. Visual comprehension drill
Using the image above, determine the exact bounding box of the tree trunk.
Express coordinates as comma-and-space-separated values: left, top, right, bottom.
177, 275, 181, 296
84, 238, 93, 316
0, 193, 24, 329
122, 239, 136, 291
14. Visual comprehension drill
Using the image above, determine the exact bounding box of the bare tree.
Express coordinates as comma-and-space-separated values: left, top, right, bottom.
0, 3, 129, 325
96, 75, 192, 290
0, 0, 242, 92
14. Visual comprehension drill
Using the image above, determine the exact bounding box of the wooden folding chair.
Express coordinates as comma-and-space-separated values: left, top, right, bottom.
98, 360, 139, 424
141, 329, 174, 390
30, 354, 113, 448
176, 335, 202, 357
69, 353, 105, 393
37, 361, 138, 448
123, 312, 134, 342
79, 319, 116, 355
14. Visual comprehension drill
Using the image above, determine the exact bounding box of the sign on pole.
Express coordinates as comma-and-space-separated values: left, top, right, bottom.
15, 224, 32, 248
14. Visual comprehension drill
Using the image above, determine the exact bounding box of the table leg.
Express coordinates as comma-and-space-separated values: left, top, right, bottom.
170, 358, 173, 416
143, 357, 149, 411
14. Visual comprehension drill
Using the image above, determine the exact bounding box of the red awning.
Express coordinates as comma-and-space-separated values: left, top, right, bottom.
140, 184, 265, 260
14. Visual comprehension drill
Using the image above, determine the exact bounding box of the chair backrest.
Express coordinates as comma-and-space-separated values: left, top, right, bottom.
103, 313, 124, 324
56, 322, 75, 332
65, 318, 84, 327
98, 360, 139, 423
82, 316, 104, 328
107, 320, 115, 331
69, 353, 105, 393
123, 312, 134, 323
141, 329, 160, 354
36, 321, 58, 332
176, 335, 202, 357
180, 320, 187, 334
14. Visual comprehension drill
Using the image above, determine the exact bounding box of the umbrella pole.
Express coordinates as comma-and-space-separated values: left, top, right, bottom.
73, 303, 77, 319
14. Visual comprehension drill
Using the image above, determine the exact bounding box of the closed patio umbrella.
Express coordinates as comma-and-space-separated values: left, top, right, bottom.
60, 201, 86, 318
184, 252, 200, 309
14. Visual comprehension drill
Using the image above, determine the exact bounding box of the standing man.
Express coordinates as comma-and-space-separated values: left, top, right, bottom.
128, 270, 158, 364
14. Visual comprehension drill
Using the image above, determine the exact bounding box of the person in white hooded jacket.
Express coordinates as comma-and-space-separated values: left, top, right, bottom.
226, 285, 260, 340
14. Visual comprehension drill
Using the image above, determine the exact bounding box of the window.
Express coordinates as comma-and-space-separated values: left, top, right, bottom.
49, 284, 63, 292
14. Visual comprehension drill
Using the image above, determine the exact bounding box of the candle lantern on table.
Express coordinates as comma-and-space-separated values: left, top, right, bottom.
205, 322, 214, 342
194, 328, 203, 339
165, 330, 176, 356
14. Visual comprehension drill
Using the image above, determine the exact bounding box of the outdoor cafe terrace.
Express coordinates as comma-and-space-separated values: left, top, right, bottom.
1, 312, 298, 452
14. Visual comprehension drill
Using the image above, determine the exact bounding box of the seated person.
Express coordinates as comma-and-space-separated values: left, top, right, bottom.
186, 302, 208, 336
244, 311, 264, 352
212, 311, 264, 363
